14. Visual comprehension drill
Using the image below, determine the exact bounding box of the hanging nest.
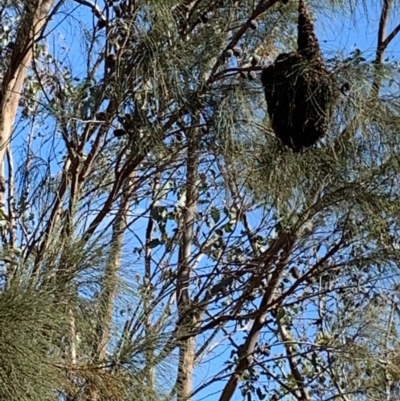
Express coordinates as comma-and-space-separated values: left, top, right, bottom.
261, 52, 338, 152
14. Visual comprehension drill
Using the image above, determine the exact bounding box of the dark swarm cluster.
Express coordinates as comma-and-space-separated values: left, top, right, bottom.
261, 54, 337, 151
261, 0, 338, 152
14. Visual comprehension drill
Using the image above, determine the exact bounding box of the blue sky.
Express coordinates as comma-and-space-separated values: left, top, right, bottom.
317, 0, 400, 60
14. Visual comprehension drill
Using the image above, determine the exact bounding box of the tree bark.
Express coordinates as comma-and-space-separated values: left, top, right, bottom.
0, 0, 55, 208
176, 126, 199, 401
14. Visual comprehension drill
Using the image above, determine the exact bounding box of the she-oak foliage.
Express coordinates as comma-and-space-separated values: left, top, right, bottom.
0, 0, 400, 400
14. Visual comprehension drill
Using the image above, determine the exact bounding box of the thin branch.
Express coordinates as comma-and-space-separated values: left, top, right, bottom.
375, 0, 393, 64
277, 318, 311, 401
218, 234, 296, 401
207, 0, 280, 83
372, 0, 394, 94
73, 0, 107, 23
382, 22, 400, 49
6, 146, 16, 250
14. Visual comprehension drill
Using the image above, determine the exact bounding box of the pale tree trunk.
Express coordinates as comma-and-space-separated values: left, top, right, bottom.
0, 0, 55, 207
176, 126, 199, 401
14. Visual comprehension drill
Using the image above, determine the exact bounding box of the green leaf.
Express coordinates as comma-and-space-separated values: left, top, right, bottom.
256, 387, 266, 400
210, 207, 220, 224
276, 308, 285, 320
149, 238, 162, 248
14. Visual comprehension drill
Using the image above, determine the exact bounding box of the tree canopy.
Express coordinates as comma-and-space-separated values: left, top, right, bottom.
1, 0, 400, 400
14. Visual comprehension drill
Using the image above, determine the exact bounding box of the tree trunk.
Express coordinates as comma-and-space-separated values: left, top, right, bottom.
0, 0, 54, 208
176, 126, 199, 401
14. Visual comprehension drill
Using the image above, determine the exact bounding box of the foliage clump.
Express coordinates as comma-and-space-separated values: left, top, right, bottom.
0, 285, 67, 401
